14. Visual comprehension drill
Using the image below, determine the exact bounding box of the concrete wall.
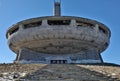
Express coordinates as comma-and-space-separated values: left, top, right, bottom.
16, 48, 102, 64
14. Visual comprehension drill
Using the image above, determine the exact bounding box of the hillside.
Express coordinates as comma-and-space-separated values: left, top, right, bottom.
0, 63, 120, 81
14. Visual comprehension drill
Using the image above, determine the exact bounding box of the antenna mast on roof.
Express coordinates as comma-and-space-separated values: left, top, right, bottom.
54, 0, 61, 16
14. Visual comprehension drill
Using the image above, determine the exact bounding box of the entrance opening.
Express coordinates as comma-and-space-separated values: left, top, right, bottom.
51, 60, 67, 64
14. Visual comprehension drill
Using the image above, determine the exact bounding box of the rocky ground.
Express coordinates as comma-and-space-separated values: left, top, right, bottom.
0, 63, 120, 81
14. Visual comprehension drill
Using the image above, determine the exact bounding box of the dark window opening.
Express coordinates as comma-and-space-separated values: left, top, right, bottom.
76, 21, 94, 28
51, 60, 67, 64
48, 20, 71, 25
104, 42, 108, 47
99, 27, 107, 34
9, 27, 19, 35
24, 21, 42, 29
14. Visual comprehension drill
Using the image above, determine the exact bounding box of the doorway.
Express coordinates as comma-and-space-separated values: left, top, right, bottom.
51, 60, 67, 64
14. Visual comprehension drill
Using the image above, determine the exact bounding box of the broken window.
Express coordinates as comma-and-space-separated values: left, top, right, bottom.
24, 21, 42, 29
48, 20, 71, 25
99, 27, 107, 34
9, 27, 19, 35
76, 21, 94, 28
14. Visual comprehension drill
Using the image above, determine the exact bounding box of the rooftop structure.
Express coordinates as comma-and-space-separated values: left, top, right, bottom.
6, 0, 111, 64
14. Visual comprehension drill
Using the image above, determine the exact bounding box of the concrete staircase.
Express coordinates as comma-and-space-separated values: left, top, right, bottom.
20, 64, 119, 81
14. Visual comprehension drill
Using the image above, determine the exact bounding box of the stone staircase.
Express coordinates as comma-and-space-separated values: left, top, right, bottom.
20, 64, 120, 81
0, 64, 120, 81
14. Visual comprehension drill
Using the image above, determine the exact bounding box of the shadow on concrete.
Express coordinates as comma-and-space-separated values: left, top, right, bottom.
19, 64, 120, 81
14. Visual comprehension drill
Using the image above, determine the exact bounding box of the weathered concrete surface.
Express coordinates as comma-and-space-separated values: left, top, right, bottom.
6, 16, 111, 63
7, 16, 110, 54
15, 48, 102, 64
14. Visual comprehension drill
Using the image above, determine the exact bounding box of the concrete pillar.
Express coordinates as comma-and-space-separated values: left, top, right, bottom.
94, 24, 99, 37
70, 20, 76, 27
19, 24, 24, 30
7, 33, 10, 38
61, 60, 63, 64
94, 24, 99, 32
97, 50, 104, 63
15, 49, 22, 63
41, 19, 49, 26
57, 60, 59, 64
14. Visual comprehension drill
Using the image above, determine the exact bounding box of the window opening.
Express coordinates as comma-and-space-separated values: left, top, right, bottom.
24, 21, 42, 29
76, 21, 94, 28
51, 60, 67, 64
99, 27, 107, 34
48, 20, 71, 25
9, 27, 19, 35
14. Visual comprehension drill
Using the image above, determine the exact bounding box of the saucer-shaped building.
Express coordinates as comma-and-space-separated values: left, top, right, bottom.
6, 1, 111, 64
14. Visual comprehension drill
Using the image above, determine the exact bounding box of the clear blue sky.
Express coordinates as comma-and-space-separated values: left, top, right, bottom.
0, 0, 120, 64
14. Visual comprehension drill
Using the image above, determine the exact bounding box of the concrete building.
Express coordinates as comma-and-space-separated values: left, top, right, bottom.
6, 0, 111, 64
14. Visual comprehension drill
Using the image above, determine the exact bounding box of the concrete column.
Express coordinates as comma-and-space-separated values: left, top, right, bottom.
94, 24, 99, 32
41, 19, 49, 26
19, 24, 24, 30
70, 19, 76, 27
15, 49, 22, 63
94, 24, 99, 37
7, 33, 10, 38
61, 60, 62, 64
57, 60, 59, 64
97, 49, 104, 63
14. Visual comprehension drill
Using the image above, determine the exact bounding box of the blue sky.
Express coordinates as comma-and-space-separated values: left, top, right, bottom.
0, 0, 120, 64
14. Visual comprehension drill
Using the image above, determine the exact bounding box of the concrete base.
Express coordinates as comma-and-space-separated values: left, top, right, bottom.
15, 48, 103, 64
